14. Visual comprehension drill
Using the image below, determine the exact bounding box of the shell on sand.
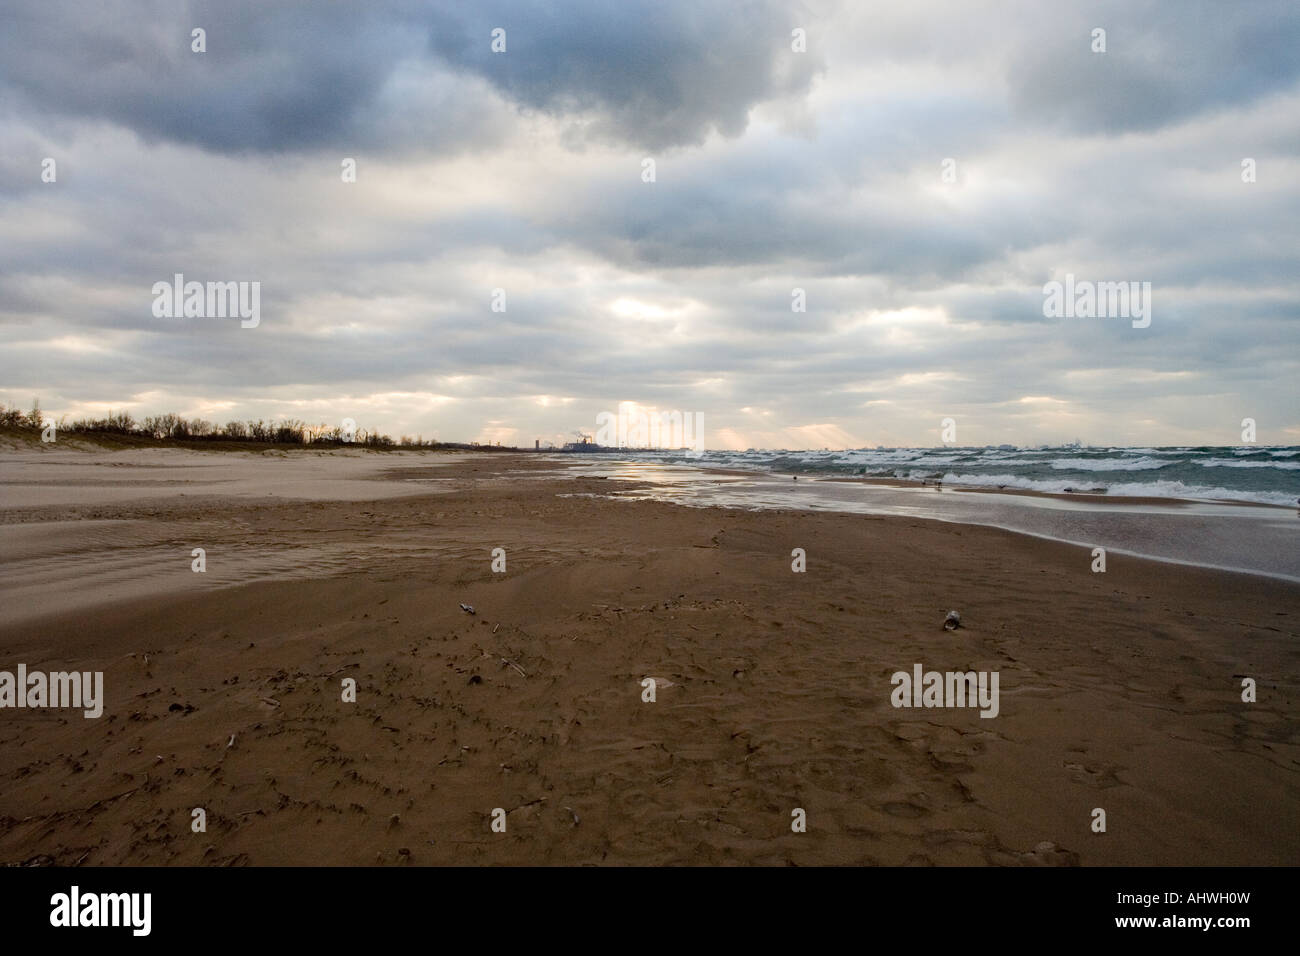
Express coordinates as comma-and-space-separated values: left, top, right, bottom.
943, 610, 961, 630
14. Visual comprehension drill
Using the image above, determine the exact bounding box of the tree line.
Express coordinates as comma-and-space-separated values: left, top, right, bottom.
0, 400, 414, 447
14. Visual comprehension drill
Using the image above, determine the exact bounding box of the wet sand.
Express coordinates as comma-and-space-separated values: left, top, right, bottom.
0, 448, 1297, 865
591, 463, 1300, 582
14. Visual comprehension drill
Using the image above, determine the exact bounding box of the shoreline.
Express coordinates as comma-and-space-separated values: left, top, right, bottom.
7, 435, 1292, 511
548, 460, 1300, 583
816, 473, 1294, 510
3, 445, 1296, 583
695, 471, 1300, 585
2, 446, 1296, 582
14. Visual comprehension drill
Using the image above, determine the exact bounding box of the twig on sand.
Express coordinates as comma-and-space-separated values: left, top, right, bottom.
501, 658, 527, 678
227, 734, 236, 749
86, 788, 140, 814
260, 697, 280, 708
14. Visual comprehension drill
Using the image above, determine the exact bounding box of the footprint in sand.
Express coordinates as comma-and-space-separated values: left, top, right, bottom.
985, 840, 1081, 867
1063, 761, 1123, 789
1025, 841, 1080, 866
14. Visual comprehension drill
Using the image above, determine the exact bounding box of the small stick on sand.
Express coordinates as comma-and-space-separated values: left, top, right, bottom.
501, 658, 527, 678
227, 734, 236, 749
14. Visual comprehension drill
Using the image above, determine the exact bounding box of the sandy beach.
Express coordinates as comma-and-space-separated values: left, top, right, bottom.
1, 446, 1297, 866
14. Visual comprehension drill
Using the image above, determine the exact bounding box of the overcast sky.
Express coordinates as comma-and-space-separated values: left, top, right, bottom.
2, 0, 1297, 448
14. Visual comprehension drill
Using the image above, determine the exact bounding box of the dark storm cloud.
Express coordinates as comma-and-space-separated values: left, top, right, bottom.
1006, 0, 1300, 134
426, 0, 824, 150
0, 0, 823, 155
0, 1, 424, 152
9, 0, 1292, 159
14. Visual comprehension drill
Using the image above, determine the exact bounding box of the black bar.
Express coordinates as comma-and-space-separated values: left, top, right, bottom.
0, 866, 1281, 943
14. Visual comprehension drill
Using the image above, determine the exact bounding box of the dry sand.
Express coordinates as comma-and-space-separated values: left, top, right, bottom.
1, 447, 1297, 865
